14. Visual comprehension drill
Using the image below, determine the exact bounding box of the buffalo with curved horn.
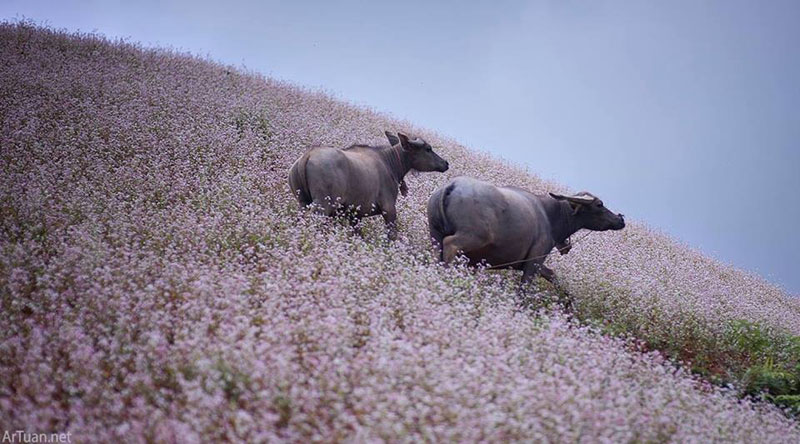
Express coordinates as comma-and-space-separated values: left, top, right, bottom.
289, 131, 449, 239
427, 176, 625, 284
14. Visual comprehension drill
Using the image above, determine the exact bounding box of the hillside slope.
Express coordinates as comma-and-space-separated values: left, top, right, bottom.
2, 23, 799, 442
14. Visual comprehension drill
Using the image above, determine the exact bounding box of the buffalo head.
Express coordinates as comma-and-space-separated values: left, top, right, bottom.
390, 132, 449, 173
549, 191, 625, 231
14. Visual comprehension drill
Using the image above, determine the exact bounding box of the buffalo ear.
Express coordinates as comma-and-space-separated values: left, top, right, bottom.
385, 131, 400, 147
550, 192, 582, 214
397, 132, 413, 151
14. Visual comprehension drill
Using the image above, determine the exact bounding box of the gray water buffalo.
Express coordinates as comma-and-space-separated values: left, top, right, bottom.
427, 176, 625, 284
289, 131, 449, 239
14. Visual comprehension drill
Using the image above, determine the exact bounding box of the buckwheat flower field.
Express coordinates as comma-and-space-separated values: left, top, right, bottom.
2, 23, 800, 442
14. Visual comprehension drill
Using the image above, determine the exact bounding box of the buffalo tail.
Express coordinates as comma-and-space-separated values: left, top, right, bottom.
288, 152, 312, 205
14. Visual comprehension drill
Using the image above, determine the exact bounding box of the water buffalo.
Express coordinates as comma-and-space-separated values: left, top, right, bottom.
427, 176, 625, 284
289, 131, 449, 239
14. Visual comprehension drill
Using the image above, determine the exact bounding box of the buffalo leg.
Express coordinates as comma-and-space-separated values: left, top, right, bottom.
311, 198, 336, 217
520, 239, 555, 286
382, 208, 398, 241
520, 261, 574, 312
514, 260, 543, 310
442, 233, 485, 264
348, 216, 364, 237
538, 265, 572, 309
429, 226, 445, 261
520, 260, 545, 286
538, 265, 556, 283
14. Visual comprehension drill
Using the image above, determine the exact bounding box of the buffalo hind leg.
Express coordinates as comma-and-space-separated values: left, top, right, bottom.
442, 233, 486, 264
429, 226, 445, 261
311, 198, 337, 217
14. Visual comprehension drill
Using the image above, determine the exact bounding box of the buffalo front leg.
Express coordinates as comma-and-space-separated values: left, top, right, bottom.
538, 265, 556, 283
516, 259, 546, 309
348, 216, 364, 237
382, 207, 398, 241
520, 240, 555, 287
520, 259, 546, 287
520, 259, 573, 312
537, 264, 572, 310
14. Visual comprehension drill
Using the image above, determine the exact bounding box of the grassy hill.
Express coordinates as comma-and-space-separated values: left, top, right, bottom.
2, 23, 800, 442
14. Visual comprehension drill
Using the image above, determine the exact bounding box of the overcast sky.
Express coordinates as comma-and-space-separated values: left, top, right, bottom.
3, 1, 799, 294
